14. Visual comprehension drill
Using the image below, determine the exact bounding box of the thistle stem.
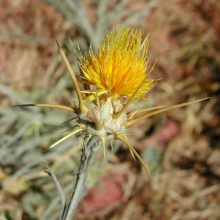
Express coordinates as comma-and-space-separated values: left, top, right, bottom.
61, 134, 102, 220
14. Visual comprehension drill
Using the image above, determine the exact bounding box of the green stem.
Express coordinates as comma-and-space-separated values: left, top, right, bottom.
62, 134, 102, 220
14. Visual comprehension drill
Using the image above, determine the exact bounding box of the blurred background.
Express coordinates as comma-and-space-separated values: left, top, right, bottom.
0, 0, 219, 219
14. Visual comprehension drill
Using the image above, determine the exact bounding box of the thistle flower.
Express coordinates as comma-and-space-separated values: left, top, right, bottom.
79, 27, 153, 100
16, 27, 208, 180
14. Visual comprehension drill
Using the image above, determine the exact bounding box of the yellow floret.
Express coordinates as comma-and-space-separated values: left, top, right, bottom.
79, 27, 153, 99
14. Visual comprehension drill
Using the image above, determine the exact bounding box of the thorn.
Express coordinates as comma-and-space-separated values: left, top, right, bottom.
56, 41, 88, 115
116, 134, 154, 183
126, 97, 210, 127
127, 109, 138, 120
49, 128, 84, 149
127, 105, 167, 118
129, 149, 136, 161
13, 104, 75, 112
61, 125, 78, 133
113, 76, 153, 120
60, 117, 77, 125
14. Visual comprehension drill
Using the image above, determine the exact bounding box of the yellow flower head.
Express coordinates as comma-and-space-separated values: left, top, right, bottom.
79, 27, 153, 99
